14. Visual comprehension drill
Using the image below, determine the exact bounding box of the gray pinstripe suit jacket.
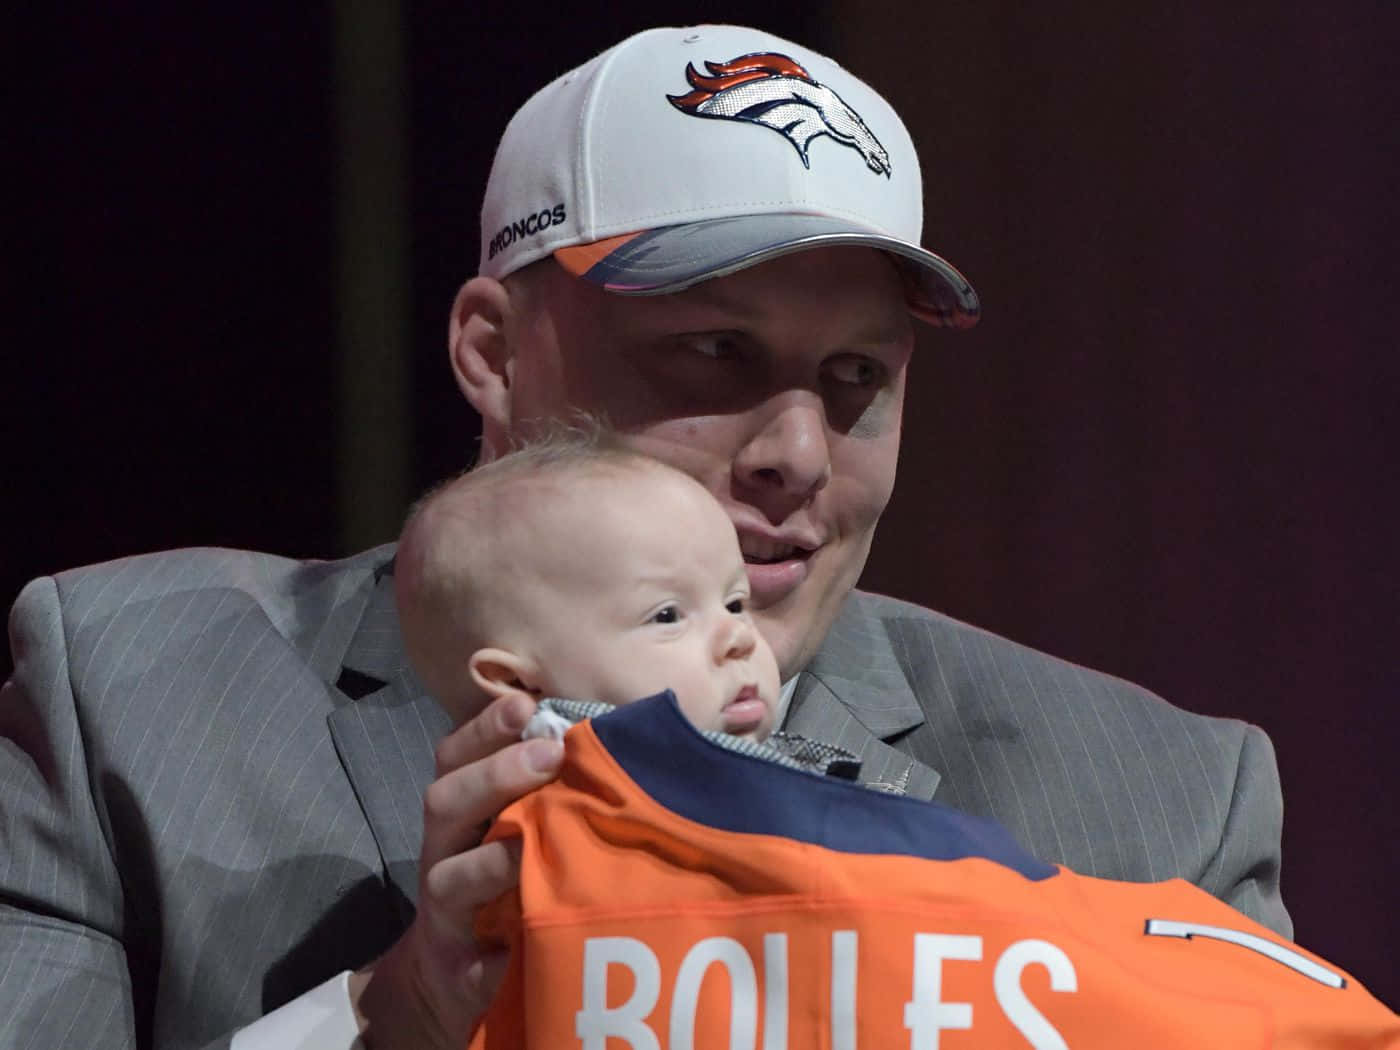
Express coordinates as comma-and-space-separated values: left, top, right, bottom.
0, 544, 1290, 1049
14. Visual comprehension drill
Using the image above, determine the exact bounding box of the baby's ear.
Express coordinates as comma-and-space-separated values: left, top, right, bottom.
469, 648, 544, 699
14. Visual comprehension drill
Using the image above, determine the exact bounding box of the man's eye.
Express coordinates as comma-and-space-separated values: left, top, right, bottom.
824, 354, 883, 387
682, 333, 741, 360
650, 605, 680, 624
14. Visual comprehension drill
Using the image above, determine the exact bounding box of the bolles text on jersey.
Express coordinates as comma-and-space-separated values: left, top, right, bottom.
575, 930, 1077, 1049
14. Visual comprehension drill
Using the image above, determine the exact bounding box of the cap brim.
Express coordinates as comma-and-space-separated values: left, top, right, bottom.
554, 213, 980, 329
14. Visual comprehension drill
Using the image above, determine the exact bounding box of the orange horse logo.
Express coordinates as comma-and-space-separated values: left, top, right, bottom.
668, 52, 892, 177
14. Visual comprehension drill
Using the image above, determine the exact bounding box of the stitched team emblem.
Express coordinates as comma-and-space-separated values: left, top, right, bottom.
667, 52, 892, 177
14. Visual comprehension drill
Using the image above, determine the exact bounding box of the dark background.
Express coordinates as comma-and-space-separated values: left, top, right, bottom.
10, 3, 1397, 1007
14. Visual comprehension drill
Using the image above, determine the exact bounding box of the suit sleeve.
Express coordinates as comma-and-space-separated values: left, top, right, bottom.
0, 576, 138, 1048
1199, 722, 1293, 940
1, 577, 367, 1050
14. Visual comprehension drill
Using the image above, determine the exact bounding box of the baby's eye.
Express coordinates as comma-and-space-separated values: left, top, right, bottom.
726, 597, 746, 614
650, 605, 680, 624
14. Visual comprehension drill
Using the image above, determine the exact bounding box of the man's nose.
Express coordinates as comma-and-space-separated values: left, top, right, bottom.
732, 395, 832, 523
714, 615, 758, 664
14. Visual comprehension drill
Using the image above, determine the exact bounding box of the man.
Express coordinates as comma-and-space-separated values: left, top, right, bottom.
0, 24, 1288, 1050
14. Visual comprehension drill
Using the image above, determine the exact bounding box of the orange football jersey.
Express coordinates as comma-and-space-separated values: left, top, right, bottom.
471, 694, 1397, 1049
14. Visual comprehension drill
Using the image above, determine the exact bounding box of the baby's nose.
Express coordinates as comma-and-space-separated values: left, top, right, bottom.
716, 616, 757, 662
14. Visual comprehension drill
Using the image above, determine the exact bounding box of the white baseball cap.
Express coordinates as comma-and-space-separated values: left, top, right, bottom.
479, 24, 980, 328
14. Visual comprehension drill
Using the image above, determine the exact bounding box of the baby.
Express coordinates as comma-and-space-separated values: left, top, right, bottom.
397, 438, 1399, 1050
394, 429, 781, 740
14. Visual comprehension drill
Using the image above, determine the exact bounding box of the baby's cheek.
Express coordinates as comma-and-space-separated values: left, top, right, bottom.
669, 687, 711, 732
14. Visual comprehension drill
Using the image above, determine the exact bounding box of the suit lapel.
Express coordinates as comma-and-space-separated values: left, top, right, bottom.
789, 592, 943, 801
324, 555, 448, 912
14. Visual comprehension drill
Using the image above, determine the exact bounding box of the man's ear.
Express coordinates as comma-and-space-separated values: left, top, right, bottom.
449, 277, 514, 453
469, 647, 545, 700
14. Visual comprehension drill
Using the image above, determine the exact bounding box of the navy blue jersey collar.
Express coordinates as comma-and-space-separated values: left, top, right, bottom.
590, 693, 1055, 882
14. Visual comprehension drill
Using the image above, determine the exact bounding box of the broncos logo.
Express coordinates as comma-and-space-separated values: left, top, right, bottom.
668, 52, 892, 177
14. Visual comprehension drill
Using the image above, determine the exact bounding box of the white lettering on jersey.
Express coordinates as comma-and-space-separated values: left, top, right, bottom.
577, 929, 1085, 1046
832, 931, 858, 1050
762, 933, 788, 1050
904, 933, 983, 1048
994, 939, 1077, 1049
671, 937, 758, 1050
1145, 919, 1346, 988
576, 937, 661, 1050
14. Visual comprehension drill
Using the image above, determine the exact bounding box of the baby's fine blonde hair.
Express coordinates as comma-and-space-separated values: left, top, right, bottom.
394, 419, 678, 719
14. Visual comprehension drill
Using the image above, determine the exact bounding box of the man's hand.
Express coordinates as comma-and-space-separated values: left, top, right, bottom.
351, 690, 563, 1049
